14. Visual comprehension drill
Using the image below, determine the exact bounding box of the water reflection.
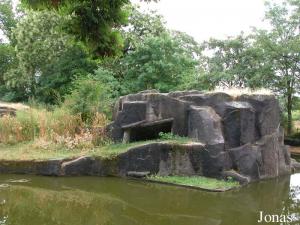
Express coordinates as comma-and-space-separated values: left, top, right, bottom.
0, 174, 298, 225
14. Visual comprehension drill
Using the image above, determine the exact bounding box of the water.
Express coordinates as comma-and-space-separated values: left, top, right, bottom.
0, 174, 298, 225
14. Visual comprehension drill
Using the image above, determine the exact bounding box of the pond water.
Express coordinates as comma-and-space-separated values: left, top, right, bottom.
0, 173, 299, 225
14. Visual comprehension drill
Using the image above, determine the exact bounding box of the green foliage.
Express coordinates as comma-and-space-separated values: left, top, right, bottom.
5, 10, 71, 98
203, 34, 272, 89
0, 43, 14, 90
36, 45, 97, 104
292, 110, 300, 122
4, 10, 97, 104
21, 0, 130, 57
63, 77, 110, 122
93, 67, 121, 99
158, 132, 176, 140
122, 6, 166, 53
158, 132, 191, 143
122, 33, 198, 93
0, 0, 17, 41
0, 43, 14, 76
254, 0, 300, 134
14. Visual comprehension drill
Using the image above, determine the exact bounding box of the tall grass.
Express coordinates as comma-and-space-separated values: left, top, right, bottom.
0, 107, 109, 150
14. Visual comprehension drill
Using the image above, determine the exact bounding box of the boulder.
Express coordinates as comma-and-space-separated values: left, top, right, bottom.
61, 156, 95, 175
117, 143, 205, 177
167, 90, 203, 99
217, 101, 256, 148
188, 106, 224, 146
199, 146, 232, 178
222, 170, 250, 185
237, 94, 281, 137
179, 92, 233, 108
228, 144, 262, 180
255, 132, 291, 178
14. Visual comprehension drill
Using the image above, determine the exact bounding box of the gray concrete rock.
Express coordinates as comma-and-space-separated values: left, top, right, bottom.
167, 90, 203, 99
61, 156, 95, 176
108, 90, 292, 183
127, 171, 150, 178
222, 170, 250, 185
238, 94, 281, 137
0, 106, 16, 117
291, 158, 300, 172
0, 159, 61, 176
228, 144, 262, 180
188, 106, 224, 146
217, 101, 256, 148
179, 92, 233, 108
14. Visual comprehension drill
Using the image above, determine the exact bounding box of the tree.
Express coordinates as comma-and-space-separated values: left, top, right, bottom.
98, 6, 168, 82
5, 10, 71, 98
21, 0, 130, 56
202, 34, 271, 89
93, 67, 121, 99
121, 33, 198, 93
171, 30, 202, 58
0, 0, 17, 42
254, 0, 300, 135
36, 45, 97, 104
21, 0, 160, 57
97, 7, 202, 94
0, 43, 14, 97
121, 6, 166, 53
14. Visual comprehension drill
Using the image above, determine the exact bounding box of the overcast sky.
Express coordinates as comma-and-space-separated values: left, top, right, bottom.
132, 0, 274, 42
6, 0, 277, 43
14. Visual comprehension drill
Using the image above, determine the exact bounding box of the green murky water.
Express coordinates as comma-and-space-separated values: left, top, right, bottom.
0, 174, 298, 225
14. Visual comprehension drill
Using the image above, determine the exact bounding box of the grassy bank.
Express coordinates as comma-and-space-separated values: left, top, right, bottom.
0, 139, 192, 161
147, 175, 240, 191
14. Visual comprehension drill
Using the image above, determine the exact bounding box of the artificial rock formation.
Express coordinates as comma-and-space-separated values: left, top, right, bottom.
0, 106, 16, 117
108, 90, 292, 183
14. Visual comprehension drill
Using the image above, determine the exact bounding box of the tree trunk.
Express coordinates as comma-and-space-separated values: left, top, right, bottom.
287, 91, 292, 136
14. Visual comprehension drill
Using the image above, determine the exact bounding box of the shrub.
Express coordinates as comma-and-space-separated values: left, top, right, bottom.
0, 109, 39, 144
158, 132, 177, 140
63, 76, 111, 123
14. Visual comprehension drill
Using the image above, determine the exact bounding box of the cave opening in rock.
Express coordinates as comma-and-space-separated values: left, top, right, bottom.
127, 119, 173, 142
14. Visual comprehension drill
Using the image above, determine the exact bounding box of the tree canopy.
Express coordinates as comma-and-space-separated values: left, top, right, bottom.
2, 0, 300, 136
20, 0, 139, 56
122, 33, 198, 93
0, 0, 18, 42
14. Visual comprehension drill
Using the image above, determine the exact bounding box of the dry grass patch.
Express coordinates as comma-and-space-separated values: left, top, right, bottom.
211, 88, 273, 97
0, 107, 109, 149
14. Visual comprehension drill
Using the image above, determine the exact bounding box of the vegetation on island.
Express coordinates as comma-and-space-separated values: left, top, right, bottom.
147, 175, 240, 191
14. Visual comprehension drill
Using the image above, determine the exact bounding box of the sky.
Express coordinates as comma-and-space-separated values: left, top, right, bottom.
132, 0, 272, 42
5, 0, 276, 43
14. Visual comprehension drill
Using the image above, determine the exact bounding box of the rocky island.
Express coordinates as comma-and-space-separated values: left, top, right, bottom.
108, 90, 292, 184
0, 90, 298, 190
